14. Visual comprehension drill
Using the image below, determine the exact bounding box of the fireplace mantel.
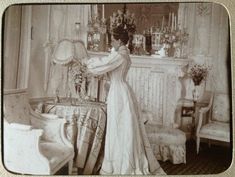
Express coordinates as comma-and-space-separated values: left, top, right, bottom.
88, 51, 192, 126
88, 51, 191, 66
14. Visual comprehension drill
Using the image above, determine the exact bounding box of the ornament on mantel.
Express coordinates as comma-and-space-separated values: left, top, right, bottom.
87, 11, 107, 52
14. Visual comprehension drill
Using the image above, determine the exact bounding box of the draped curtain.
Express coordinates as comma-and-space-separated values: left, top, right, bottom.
178, 3, 229, 95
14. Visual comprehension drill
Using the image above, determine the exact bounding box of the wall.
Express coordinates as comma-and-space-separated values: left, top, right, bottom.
183, 3, 230, 94
3, 6, 22, 89
4, 3, 230, 98
28, 5, 50, 97
27, 5, 90, 98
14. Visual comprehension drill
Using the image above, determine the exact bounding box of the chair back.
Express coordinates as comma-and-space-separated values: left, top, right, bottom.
198, 91, 212, 103
211, 93, 231, 123
4, 89, 31, 125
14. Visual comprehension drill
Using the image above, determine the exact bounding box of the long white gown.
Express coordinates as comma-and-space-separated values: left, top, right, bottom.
87, 45, 165, 175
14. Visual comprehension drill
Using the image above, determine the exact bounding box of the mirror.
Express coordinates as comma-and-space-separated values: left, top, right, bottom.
101, 3, 179, 33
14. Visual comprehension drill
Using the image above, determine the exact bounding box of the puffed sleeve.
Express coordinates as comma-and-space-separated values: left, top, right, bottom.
87, 51, 124, 75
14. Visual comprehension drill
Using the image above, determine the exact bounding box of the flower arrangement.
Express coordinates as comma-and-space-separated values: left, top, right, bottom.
69, 61, 88, 94
107, 7, 136, 53
160, 28, 189, 46
188, 64, 210, 85
109, 9, 136, 34
158, 28, 189, 57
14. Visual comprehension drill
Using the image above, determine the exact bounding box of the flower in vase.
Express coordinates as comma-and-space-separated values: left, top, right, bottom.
188, 64, 210, 85
108, 9, 136, 34
69, 61, 89, 94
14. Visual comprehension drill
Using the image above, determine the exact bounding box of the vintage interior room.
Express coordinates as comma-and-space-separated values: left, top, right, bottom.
3, 2, 232, 175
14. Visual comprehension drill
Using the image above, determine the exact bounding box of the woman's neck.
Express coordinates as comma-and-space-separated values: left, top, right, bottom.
118, 45, 126, 51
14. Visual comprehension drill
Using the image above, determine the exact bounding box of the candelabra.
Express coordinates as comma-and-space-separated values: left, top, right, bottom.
87, 15, 107, 52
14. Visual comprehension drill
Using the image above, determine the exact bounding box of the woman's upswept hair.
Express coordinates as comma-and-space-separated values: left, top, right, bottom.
112, 25, 129, 45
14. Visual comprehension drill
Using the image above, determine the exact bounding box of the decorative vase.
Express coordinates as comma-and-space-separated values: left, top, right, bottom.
192, 78, 202, 86
145, 32, 152, 55
193, 85, 200, 101
167, 43, 175, 57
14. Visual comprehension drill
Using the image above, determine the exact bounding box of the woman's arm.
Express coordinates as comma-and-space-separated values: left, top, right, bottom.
86, 52, 124, 75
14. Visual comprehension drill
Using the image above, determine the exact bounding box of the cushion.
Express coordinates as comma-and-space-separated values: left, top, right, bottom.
40, 142, 73, 169
200, 122, 230, 141
4, 92, 31, 125
145, 124, 186, 145
212, 94, 230, 122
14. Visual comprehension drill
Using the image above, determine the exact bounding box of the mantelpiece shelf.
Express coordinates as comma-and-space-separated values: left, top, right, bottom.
88, 51, 193, 67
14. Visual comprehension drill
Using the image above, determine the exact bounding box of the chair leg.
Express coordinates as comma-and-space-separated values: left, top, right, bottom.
208, 139, 211, 148
196, 136, 200, 154
68, 159, 73, 175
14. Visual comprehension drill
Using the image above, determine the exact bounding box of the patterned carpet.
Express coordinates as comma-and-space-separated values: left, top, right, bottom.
159, 140, 232, 175
57, 140, 232, 175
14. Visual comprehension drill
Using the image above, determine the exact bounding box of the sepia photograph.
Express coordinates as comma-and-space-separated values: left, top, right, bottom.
1, 1, 233, 176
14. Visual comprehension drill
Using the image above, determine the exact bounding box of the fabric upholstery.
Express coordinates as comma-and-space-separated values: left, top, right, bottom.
146, 124, 186, 145
4, 91, 31, 125
196, 92, 231, 154
145, 124, 186, 164
40, 141, 74, 169
4, 89, 74, 175
31, 115, 66, 143
212, 94, 230, 122
43, 102, 107, 175
200, 122, 230, 140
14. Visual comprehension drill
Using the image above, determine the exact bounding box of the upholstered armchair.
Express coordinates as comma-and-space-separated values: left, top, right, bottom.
196, 93, 231, 154
174, 91, 212, 139
3, 89, 74, 175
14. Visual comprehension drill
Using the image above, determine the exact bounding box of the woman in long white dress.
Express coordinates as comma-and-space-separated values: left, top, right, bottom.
86, 26, 165, 175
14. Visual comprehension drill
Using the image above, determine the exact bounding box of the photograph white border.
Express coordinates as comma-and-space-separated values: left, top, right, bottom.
0, 0, 234, 177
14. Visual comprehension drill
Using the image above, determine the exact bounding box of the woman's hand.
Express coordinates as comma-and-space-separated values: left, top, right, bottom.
81, 57, 89, 65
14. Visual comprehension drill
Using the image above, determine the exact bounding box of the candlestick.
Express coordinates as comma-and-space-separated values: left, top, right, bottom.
171, 12, 174, 32
161, 16, 165, 31
174, 15, 177, 30
184, 7, 187, 29
168, 12, 171, 28
102, 4, 105, 20
94, 4, 98, 18
88, 5, 91, 22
